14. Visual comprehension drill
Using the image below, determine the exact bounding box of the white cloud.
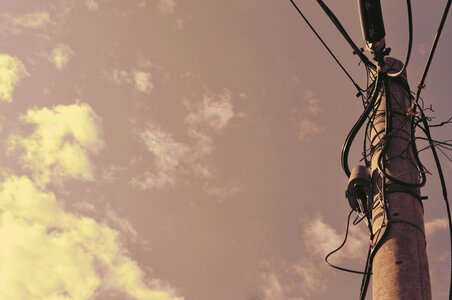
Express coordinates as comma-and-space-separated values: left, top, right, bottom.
130, 124, 189, 190
298, 118, 323, 142
85, 0, 100, 11
297, 91, 324, 141
258, 271, 307, 300
205, 183, 239, 200
11, 11, 50, 30
0, 175, 183, 300
303, 215, 367, 262
0, 54, 29, 103
306, 98, 322, 115
132, 90, 239, 190
8, 103, 104, 186
185, 90, 235, 132
106, 68, 154, 94
293, 260, 327, 296
425, 218, 449, 236
134, 71, 153, 93
50, 44, 74, 70
106, 205, 139, 241
158, 0, 177, 15
260, 273, 285, 300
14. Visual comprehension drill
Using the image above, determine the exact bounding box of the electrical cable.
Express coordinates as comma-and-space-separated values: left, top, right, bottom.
376, 77, 427, 188
360, 73, 393, 300
387, 0, 413, 78
414, 0, 451, 104
314, 0, 376, 70
288, 0, 365, 94
290, 0, 452, 298
341, 74, 382, 177
324, 210, 370, 275
418, 109, 452, 298
412, 2, 452, 296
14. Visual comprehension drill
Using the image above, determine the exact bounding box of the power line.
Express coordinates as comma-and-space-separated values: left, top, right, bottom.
288, 0, 365, 94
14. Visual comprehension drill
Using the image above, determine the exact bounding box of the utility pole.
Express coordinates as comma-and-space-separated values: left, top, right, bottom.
369, 57, 432, 299
289, 1, 442, 298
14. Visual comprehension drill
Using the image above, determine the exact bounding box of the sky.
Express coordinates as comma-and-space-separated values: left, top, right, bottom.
0, 0, 450, 299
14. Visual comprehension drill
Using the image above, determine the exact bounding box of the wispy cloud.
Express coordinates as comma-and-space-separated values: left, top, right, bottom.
297, 91, 325, 142
12, 11, 51, 29
185, 90, 235, 132
258, 269, 307, 300
257, 216, 366, 299
8, 103, 104, 186
303, 215, 367, 261
293, 260, 327, 296
0, 11, 51, 34
85, 0, 100, 11
50, 44, 74, 70
304, 90, 323, 115
130, 124, 189, 190
260, 273, 285, 300
0, 54, 29, 103
134, 71, 153, 94
298, 118, 323, 142
131, 90, 239, 191
105, 205, 139, 241
158, 0, 177, 15
106, 68, 155, 94
425, 218, 449, 236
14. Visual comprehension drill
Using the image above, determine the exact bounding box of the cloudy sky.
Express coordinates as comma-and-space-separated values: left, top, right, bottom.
0, 0, 450, 299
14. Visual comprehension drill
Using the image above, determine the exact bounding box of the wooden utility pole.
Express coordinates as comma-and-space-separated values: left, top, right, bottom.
370, 57, 432, 299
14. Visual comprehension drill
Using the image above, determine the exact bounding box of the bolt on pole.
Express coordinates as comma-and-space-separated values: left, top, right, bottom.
370, 57, 432, 300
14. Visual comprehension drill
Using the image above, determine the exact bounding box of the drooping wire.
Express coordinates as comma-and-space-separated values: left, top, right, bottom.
387, 0, 413, 78
412, 1, 452, 297
288, 0, 367, 94
324, 210, 370, 275
414, 0, 451, 102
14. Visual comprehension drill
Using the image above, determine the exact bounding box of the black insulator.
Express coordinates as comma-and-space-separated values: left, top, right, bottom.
358, 0, 386, 43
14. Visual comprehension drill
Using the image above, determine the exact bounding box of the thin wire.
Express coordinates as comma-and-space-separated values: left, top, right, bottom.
387, 0, 413, 78
341, 74, 382, 177
324, 210, 370, 275
414, 0, 451, 103
288, 0, 365, 94
314, 0, 376, 70
412, 1, 452, 296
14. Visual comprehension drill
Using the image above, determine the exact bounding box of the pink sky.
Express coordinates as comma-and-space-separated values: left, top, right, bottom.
0, 1, 450, 299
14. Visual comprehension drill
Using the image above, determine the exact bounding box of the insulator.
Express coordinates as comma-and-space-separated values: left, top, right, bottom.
345, 165, 372, 213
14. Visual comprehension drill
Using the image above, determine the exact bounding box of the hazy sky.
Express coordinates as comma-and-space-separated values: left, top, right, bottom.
0, 1, 450, 299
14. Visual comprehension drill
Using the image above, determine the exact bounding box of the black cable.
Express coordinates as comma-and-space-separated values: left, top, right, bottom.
342, 74, 382, 177
314, 0, 376, 70
387, 0, 413, 78
414, 0, 451, 103
288, 0, 365, 94
419, 110, 452, 298
376, 77, 427, 188
412, 2, 452, 295
325, 210, 370, 275
360, 72, 393, 300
